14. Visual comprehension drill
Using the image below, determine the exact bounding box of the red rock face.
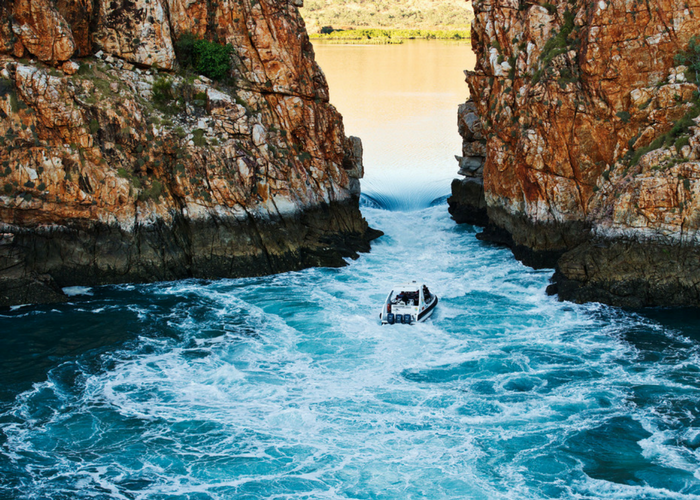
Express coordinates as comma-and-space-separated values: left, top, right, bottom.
8, 0, 76, 63
93, 0, 176, 69
467, 0, 698, 247
459, 0, 700, 306
53, 0, 94, 57
0, 0, 376, 307
167, 0, 328, 99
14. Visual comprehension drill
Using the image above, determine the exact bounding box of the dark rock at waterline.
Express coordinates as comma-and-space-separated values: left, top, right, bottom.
473, 206, 590, 270
447, 180, 567, 270
447, 178, 488, 227
549, 240, 700, 308
475, 223, 564, 270
0, 274, 68, 307
0, 199, 382, 308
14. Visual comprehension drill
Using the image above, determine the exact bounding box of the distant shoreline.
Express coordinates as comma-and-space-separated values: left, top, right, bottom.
309, 28, 470, 44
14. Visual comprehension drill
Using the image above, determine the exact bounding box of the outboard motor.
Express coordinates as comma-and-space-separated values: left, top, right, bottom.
395, 314, 403, 324
404, 314, 412, 324
386, 313, 395, 325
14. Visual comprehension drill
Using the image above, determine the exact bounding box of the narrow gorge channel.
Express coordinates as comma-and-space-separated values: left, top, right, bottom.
2, 39, 700, 499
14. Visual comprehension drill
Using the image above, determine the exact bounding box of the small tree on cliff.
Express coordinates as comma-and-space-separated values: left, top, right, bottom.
175, 33, 235, 82
675, 36, 700, 85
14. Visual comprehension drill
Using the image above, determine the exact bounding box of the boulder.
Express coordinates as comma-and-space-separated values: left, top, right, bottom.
92, 0, 175, 70
61, 60, 79, 75
10, 0, 76, 63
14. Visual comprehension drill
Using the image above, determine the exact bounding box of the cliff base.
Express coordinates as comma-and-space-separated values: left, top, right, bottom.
1, 199, 382, 308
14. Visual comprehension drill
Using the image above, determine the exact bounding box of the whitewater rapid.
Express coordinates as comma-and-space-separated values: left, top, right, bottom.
2, 198, 700, 499
2, 39, 700, 500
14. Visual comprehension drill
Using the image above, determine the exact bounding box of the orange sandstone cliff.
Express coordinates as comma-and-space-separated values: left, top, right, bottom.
0, 0, 379, 307
450, 0, 700, 307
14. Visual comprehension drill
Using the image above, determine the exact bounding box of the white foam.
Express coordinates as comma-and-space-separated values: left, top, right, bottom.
2, 205, 700, 499
62, 286, 94, 297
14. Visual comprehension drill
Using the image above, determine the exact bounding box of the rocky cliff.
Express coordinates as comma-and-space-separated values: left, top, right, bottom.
0, 0, 379, 307
450, 0, 700, 307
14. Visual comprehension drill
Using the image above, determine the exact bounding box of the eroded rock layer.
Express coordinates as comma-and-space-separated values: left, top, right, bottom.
448, 99, 488, 226
453, 0, 700, 307
0, 0, 378, 307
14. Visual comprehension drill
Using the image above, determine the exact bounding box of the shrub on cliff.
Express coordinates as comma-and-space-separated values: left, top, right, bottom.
175, 34, 235, 82
152, 77, 174, 105
0, 78, 12, 97
625, 38, 700, 165
531, 10, 577, 84
675, 35, 700, 84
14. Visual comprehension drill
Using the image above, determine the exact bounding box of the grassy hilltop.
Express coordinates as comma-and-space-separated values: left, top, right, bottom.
300, 0, 473, 34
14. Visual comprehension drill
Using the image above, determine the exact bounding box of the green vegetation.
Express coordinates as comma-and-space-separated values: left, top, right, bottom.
531, 9, 577, 84
138, 179, 164, 201
0, 78, 12, 97
616, 111, 631, 123
300, 0, 472, 32
150, 77, 204, 115
0, 78, 27, 114
76, 62, 95, 76
118, 167, 165, 201
675, 135, 690, 151
624, 37, 700, 166
627, 106, 700, 166
174, 33, 235, 81
152, 77, 174, 105
675, 35, 700, 84
310, 27, 469, 42
192, 129, 207, 147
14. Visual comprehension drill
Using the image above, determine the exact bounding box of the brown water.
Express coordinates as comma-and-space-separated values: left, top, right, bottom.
312, 40, 476, 210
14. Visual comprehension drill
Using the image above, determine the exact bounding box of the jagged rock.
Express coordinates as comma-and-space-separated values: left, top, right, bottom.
10, 0, 75, 63
453, 0, 700, 307
0, 0, 379, 307
167, 0, 325, 99
551, 241, 700, 308
0, 4, 14, 55
61, 60, 79, 75
448, 178, 487, 227
53, 0, 94, 57
343, 135, 363, 196
448, 98, 487, 226
0, 274, 68, 308
93, 0, 175, 70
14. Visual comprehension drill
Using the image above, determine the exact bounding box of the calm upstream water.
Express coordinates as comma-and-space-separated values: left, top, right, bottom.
1, 41, 700, 499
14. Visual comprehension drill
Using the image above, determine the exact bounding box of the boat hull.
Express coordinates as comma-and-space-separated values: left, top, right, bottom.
417, 296, 438, 322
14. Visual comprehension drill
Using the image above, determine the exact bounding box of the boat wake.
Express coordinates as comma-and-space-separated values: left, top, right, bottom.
2, 203, 700, 499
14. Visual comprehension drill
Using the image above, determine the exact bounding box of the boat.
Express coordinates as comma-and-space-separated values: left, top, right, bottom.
379, 281, 438, 325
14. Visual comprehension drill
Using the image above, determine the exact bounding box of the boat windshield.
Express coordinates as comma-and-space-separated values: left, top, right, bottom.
391, 289, 420, 306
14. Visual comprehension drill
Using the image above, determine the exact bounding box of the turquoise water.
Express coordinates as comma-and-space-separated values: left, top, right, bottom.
2, 41, 700, 499
2, 205, 700, 499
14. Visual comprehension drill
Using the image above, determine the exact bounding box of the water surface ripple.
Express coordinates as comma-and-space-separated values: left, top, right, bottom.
2, 206, 700, 499
2, 41, 700, 500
